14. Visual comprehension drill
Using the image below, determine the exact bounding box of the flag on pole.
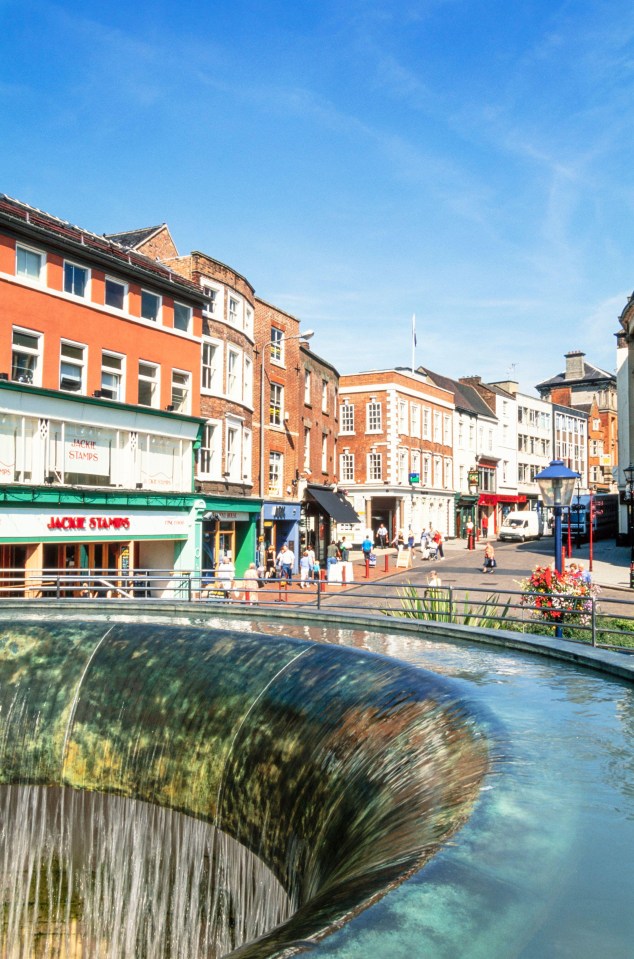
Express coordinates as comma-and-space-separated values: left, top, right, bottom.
412, 313, 417, 347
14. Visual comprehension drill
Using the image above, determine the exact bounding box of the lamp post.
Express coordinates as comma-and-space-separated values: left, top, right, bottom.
258, 330, 314, 540
575, 478, 582, 550
535, 460, 579, 639
624, 465, 634, 588
535, 460, 579, 574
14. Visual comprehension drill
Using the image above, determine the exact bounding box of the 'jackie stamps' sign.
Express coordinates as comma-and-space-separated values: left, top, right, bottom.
64, 436, 110, 475
0, 510, 190, 540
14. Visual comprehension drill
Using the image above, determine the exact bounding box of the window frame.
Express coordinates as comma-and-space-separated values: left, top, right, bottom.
269, 382, 283, 427
59, 340, 87, 394
16, 243, 45, 283
104, 276, 127, 311
141, 289, 162, 323
11, 327, 42, 386
138, 360, 159, 408
366, 401, 382, 434
340, 403, 354, 434
101, 350, 125, 402
63, 260, 89, 299
171, 369, 191, 413
173, 301, 192, 333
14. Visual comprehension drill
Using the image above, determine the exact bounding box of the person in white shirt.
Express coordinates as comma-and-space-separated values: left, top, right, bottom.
277, 544, 295, 580
216, 556, 235, 597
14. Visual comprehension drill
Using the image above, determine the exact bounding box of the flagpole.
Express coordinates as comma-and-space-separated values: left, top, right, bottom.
411, 313, 416, 372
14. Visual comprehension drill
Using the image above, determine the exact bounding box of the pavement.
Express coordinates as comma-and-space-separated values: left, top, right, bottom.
342, 535, 634, 595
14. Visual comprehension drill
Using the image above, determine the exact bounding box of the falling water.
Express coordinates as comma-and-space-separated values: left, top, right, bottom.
0, 785, 292, 959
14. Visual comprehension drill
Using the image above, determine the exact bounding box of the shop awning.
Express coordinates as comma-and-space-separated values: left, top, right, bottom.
307, 487, 360, 523
479, 494, 527, 506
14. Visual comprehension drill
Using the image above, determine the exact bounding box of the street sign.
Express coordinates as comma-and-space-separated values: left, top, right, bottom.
408, 472, 420, 484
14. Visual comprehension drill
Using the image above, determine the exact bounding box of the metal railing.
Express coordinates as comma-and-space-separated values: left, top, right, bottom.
1, 568, 634, 650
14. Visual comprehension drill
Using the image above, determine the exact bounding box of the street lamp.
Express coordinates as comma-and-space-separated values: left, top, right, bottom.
624, 465, 634, 588
535, 460, 579, 576
259, 329, 314, 539
575, 477, 582, 550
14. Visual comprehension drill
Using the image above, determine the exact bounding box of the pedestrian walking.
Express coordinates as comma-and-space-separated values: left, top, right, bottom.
433, 530, 444, 559
277, 543, 295, 580
300, 550, 312, 588
376, 523, 388, 549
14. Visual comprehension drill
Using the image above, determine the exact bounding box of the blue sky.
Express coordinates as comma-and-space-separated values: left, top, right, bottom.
2, 0, 634, 394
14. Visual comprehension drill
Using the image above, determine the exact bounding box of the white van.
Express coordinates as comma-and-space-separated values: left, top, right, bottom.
498, 511, 542, 542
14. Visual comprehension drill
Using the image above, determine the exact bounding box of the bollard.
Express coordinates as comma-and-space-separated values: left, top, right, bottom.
341, 564, 346, 584
384, 552, 389, 572
365, 557, 370, 579
278, 579, 288, 603
320, 569, 327, 593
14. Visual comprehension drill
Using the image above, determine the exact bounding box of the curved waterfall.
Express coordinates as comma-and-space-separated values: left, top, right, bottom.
0, 620, 489, 958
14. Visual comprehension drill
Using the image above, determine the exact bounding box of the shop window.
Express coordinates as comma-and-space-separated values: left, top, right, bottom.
16, 244, 44, 282
138, 361, 159, 407
64, 261, 88, 298
171, 370, 190, 413
60, 341, 86, 393
174, 302, 192, 333
101, 351, 124, 401
141, 290, 161, 322
105, 277, 127, 311
11, 328, 41, 385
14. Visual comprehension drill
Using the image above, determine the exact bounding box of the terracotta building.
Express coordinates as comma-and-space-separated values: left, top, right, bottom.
0, 194, 206, 591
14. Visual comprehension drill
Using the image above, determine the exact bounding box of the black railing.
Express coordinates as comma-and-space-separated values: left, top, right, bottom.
2, 568, 634, 651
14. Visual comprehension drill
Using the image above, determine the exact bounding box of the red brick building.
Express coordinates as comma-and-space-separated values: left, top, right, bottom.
338, 369, 455, 545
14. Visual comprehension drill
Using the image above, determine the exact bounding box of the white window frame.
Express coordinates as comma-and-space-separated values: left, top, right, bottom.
141, 289, 161, 323
304, 369, 312, 405
201, 339, 222, 393
398, 400, 408, 434
242, 428, 252, 482
16, 244, 45, 283
340, 452, 354, 483
11, 327, 42, 386
244, 305, 254, 338
201, 282, 221, 317
268, 451, 283, 496
340, 403, 354, 434
171, 369, 191, 413
443, 414, 452, 446
59, 340, 86, 394
410, 403, 421, 439
304, 427, 311, 470
226, 348, 242, 400
225, 422, 241, 480
322, 380, 328, 414
366, 401, 382, 434
198, 420, 221, 477
243, 356, 253, 406
64, 260, 89, 299
422, 407, 431, 440
173, 302, 192, 333
105, 276, 127, 311
228, 296, 241, 328
321, 433, 328, 472
433, 411, 442, 443
270, 382, 283, 427
399, 447, 408, 483
368, 452, 382, 481
444, 457, 452, 489
101, 351, 124, 401
270, 327, 284, 365
138, 360, 159, 408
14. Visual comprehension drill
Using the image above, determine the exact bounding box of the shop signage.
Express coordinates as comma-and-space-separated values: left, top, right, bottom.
0, 509, 189, 540
47, 515, 131, 531
408, 472, 420, 484
65, 436, 110, 475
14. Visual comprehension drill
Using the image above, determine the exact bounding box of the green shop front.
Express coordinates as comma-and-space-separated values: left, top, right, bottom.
0, 487, 204, 598
201, 498, 260, 576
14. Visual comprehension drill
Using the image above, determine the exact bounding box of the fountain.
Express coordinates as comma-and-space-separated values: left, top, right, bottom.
0, 618, 489, 958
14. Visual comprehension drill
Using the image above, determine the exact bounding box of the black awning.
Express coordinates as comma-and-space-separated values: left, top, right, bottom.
307, 486, 360, 523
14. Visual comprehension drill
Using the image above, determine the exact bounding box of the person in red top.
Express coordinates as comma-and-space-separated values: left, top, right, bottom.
433, 530, 444, 559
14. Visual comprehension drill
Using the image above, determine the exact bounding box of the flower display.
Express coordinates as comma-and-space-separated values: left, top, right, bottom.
519, 563, 599, 626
